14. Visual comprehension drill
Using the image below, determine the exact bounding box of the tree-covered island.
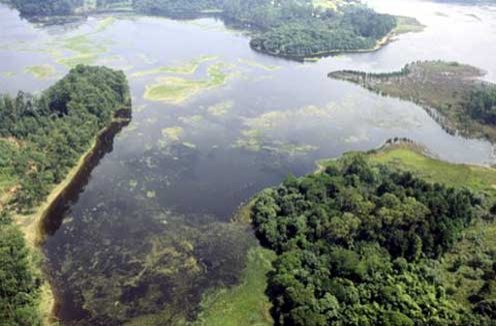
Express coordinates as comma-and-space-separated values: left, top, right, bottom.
5, 0, 423, 60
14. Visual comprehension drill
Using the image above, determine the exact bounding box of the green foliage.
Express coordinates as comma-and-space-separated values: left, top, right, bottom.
0, 65, 130, 210
131, 0, 397, 59
0, 212, 41, 326
10, 0, 84, 16
466, 85, 496, 125
252, 155, 492, 325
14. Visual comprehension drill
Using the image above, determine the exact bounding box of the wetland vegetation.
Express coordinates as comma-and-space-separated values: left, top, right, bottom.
330, 61, 496, 142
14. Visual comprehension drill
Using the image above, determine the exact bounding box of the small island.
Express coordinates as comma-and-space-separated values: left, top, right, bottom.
329, 61, 496, 142
247, 141, 496, 325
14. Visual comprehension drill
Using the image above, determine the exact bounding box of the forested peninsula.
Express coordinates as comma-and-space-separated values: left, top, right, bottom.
0, 65, 130, 325
329, 61, 496, 142
4, 0, 419, 60
249, 142, 496, 325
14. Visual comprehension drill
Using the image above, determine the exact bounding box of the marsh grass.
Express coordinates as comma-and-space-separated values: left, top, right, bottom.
195, 246, 275, 326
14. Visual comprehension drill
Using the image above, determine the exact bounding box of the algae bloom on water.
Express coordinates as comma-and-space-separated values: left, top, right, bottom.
25, 65, 56, 79
144, 63, 235, 104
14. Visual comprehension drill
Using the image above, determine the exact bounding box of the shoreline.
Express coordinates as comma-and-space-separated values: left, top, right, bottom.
251, 15, 426, 62
13, 107, 131, 325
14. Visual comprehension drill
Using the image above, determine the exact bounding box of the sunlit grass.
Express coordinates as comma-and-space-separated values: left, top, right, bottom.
195, 246, 275, 326
369, 145, 496, 197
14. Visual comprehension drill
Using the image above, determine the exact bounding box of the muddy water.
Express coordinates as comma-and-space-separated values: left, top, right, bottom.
1, 0, 496, 324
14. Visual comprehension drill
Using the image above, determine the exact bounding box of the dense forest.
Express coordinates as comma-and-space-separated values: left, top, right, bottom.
0, 65, 130, 210
7, 0, 397, 59
0, 212, 42, 325
251, 155, 495, 325
466, 86, 496, 125
0, 65, 130, 325
9, 0, 84, 16
133, 0, 397, 58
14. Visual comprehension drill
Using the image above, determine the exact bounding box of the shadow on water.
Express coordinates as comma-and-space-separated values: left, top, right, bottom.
40, 108, 132, 240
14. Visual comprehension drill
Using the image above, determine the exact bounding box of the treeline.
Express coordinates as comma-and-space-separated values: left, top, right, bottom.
9, 0, 84, 16
329, 65, 411, 81
8, 0, 397, 59
252, 155, 494, 325
0, 65, 130, 210
466, 85, 496, 125
0, 65, 129, 325
0, 212, 42, 325
133, 0, 397, 59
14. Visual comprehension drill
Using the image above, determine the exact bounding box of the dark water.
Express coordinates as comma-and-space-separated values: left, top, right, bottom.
1, 0, 496, 324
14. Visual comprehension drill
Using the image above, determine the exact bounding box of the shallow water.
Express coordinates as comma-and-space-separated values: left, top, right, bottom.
1, 0, 496, 324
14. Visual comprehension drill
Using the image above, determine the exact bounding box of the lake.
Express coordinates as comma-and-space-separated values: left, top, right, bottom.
1, 0, 496, 324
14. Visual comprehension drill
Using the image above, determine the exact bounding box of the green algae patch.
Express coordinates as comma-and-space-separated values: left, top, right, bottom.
207, 100, 234, 117
234, 105, 330, 154
25, 65, 56, 79
238, 58, 280, 72
144, 63, 235, 104
195, 246, 276, 326
95, 16, 117, 32
53, 33, 108, 67
162, 126, 184, 142
1, 71, 15, 78
132, 55, 218, 78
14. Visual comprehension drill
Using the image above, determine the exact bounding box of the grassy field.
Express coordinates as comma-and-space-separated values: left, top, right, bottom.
369, 144, 496, 197
195, 246, 275, 326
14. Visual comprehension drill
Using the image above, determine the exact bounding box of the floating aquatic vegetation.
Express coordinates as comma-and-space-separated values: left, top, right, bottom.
207, 100, 234, 117
24, 64, 56, 79
1, 71, 15, 78
182, 142, 197, 149
129, 179, 138, 190
161, 126, 184, 142
49, 197, 254, 325
131, 55, 218, 78
52, 33, 109, 67
178, 115, 203, 126
234, 105, 332, 154
137, 53, 158, 65
95, 16, 117, 33
238, 58, 280, 72
143, 63, 235, 104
